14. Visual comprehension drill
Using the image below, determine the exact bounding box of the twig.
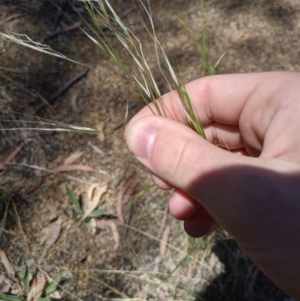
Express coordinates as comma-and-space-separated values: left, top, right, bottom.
43, 21, 82, 41
35, 67, 89, 114
0, 142, 25, 170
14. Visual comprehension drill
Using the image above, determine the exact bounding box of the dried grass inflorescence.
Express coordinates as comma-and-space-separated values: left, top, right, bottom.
0, 0, 206, 138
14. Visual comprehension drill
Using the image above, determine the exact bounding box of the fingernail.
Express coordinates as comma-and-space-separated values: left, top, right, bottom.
125, 117, 158, 159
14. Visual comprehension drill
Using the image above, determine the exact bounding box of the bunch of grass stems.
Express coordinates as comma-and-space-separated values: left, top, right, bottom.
0, 0, 206, 138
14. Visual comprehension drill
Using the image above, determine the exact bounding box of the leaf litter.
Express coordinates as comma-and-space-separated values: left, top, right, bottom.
116, 170, 140, 223
80, 183, 108, 221
38, 219, 63, 265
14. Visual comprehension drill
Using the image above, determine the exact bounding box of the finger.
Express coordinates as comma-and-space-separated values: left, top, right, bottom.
204, 123, 244, 149
151, 173, 173, 190
168, 189, 200, 220
183, 208, 218, 238
129, 72, 289, 127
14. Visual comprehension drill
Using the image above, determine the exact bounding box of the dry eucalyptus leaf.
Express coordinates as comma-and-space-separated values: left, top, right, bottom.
63, 151, 83, 166
117, 171, 139, 223
38, 219, 62, 265
52, 164, 95, 173
81, 184, 107, 221
27, 274, 46, 301
0, 249, 15, 277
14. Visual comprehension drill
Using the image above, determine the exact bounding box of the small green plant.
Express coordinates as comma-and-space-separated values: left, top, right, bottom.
0, 263, 61, 301
66, 185, 105, 221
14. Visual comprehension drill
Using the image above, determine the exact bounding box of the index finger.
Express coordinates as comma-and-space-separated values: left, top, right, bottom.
129, 72, 283, 126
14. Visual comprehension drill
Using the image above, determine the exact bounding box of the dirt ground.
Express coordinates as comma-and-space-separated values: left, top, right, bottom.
0, 0, 300, 300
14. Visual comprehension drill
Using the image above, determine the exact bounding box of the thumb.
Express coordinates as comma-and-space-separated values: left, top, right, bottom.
125, 115, 242, 196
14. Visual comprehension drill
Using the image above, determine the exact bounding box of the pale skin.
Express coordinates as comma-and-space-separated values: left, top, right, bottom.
124, 72, 300, 299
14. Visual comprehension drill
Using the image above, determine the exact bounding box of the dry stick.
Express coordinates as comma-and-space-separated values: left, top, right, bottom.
43, 21, 82, 41
35, 67, 89, 114
0, 142, 25, 170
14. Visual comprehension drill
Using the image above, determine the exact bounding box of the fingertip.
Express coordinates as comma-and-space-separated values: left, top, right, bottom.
169, 189, 200, 220
184, 209, 217, 238
151, 173, 174, 190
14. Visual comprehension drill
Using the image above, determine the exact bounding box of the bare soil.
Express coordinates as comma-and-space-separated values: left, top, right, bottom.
1, 0, 299, 300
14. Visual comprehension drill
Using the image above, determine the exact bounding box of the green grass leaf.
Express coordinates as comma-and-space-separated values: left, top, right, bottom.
89, 209, 104, 218
22, 263, 30, 291
44, 275, 61, 296
66, 185, 82, 212
0, 293, 23, 301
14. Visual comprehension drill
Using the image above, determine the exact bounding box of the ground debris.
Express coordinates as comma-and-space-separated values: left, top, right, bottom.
38, 219, 62, 265
27, 273, 46, 301
0, 249, 15, 277
52, 164, 95, 173
63, 151, 83, 166
97, 220, 120, 250
81, 183, 108, 221
116, 171, 139, 223
159, 225, 171, 257
0, 143, 25, 170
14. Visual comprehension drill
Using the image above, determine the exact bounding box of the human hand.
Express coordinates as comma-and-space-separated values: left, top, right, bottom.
124, 72, 300, 299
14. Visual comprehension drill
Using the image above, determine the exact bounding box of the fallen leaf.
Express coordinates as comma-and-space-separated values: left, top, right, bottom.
49, 290, 62, 299
63, 151, 82, 166
117, 171, 139, 223
27, 274, 46, 301
0, 249, 15, 277
87, 182, 103, 201
81, 184, 107, 221
52, 164, 95, 173
160, 225, 170, 256
97, 220, 120, 250
38, 219, 62, 265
